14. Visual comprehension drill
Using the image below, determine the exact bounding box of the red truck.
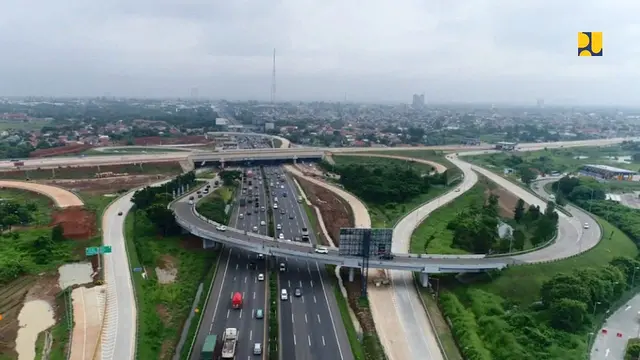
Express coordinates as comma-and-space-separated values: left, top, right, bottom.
231, 292, 242, 309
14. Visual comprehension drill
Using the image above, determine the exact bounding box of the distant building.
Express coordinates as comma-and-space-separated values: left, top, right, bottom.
495, 142, 517, 150
412, 94, 425, 109
215, 118, 228, 126
462, 137, 480, 145
265, 122, 275, 131
580, 164, 638, 181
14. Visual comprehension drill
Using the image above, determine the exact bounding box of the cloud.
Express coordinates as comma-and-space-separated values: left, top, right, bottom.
0, 0, 637, 105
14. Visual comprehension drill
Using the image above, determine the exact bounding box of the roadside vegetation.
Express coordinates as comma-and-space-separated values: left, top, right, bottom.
318, 157, 453, 227
268, 272, 279, 360
626, 338, 640, 359
410, 177, 557, 255
367, 149, 463, 179
196, 186, 235, 224
436, 172, 640, 359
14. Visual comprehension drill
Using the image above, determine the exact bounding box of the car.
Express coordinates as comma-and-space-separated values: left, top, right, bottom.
239, 213, 244, 219
455, 188, 461, 192
276, 224, 282, 230
188, 200, 194, 205
258, 273, 265, 281
278, 233, 284, 240
189, 196, 194, 200
246, 211, 251, 215
273, 203, 278, 209
315, 246, 329, 254
253, 343, 262, 355
198, 194, 202, 198
294, 236, 302, 242
261, 206, 265, 212
216, 225, 227, 232
280, 289, 288, 300
294, 288, 302, 297
252, 226, 258, 232
283, 192, 287, 197
279, 262, 286, 272
289, 214, 295, 219
584, 223, 590, 229
280, 209, 286, 215
249, 262, 256, 270
257, 253, 264, 260
255, 308, 264, 319
281, 185, 285, 189
117, 211, 123, 216
260, 220, 266, 226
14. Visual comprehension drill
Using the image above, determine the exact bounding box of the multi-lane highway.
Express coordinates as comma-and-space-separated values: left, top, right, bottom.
189, 172, 269, 360
266, 166, 353, 360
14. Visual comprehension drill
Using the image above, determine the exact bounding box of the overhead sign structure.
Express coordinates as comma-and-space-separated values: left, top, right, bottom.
338, 228, 393, 257
85, 245, 112, 256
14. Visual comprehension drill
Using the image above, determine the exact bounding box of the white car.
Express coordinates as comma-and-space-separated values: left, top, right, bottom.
216, 225, 227, 232
281, 185, 285, 189
188, 200, 194, 205
276, 224, 282, 230
278, 233, 284, 240
252, 226, 258, 232
273, 203, 278, 209
315, 246, 329, 254
280, 289, 288, 300
239, 213, 244, 219
258, 273, 265, 281
584, 223, 590, 229
260, 220, 266, 226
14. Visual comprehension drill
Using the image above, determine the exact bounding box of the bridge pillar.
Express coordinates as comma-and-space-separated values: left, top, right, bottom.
419, 272, 430, 288
348, 268, 355, 282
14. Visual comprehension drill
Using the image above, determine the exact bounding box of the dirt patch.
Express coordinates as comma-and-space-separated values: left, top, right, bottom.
485, 182, 524, 218
50, 207, 97, 240
41, 175, 173, 195
339, 268, 377, 333
0, 275, 60, 359
0, 162, 183, 181
181, 235, 204, 250
29, 144, 93, 158
155, 255, 178, 284
294, 176, 354, 246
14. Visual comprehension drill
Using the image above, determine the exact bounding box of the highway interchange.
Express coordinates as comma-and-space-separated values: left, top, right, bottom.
84, 135, 640, 360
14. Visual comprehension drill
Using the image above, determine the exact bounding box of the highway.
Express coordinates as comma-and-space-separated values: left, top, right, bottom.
189, 172, 268, 360
101, 190, 138, 360
268, 166, 352, 360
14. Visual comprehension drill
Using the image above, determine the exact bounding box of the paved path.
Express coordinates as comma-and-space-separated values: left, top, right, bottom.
0, 180, 84, 207
592, 295, 640, 360
69, 286, 106, 360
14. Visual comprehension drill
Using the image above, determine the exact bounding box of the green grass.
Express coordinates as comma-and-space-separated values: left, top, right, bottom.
84, 147, 187, 155
473, 217, 637, 305
0, 188, 53, 226
268, 271, 279, 360
333, 154, 438, 174
124, 210, 218, 360
197, 170, 217, 179
328, 266, 365, 360
179, 256, 221, 360
410, 182, 487, 255
364, 149, 462, 178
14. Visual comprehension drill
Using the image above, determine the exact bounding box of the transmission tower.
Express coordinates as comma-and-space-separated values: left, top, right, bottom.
271, 48, 276, 103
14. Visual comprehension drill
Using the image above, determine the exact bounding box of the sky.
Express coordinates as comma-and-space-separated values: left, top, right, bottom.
0, 0, 638, 105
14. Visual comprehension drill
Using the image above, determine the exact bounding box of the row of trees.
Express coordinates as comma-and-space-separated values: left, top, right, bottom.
442, 256, 640, 360
0, 200, 38, 232
320, 162, 447, 205
131, 171, 197, 235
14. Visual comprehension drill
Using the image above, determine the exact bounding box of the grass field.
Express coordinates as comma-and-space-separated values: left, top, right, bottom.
124, 211, 218, 360
333, 154, 439, 173
0, 119, 50, 131
0, 188, 53, 226
470, 217, 637, 305
364, 150, 462, 178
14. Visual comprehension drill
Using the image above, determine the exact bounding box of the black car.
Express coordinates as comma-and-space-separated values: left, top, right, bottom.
117, 211, 123, 216
246, 211, 251, 215
294, 288, 302, 297
249, 262, 257, 270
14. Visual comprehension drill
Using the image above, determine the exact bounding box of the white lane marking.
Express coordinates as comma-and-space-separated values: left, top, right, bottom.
308, 335, 312, 347
253, 292, 256, 300
322, 336, 326, 346
250, 330, 253, 341
239, 309, 243, 319
226, 309, 230, 319
292, 313, 295, 323
209, 323, 213, 332
305, 314, 308, 323
313, 295, 317, 303
244, 276, 247, 283
625, 305, 631, 311
317, 314, 321, 323
605, 348, 610, 357
294, 334, 297, 346
211, 249, 233, 324
310, 280, 314, 288
299, 280, 303, 287
301, 296, 305, 303
288, 280, 291, 287
316, 261, 345, 359
233, 276, 236, 281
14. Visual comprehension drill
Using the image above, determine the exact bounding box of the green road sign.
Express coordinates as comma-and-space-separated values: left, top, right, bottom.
85, 245, 113, 256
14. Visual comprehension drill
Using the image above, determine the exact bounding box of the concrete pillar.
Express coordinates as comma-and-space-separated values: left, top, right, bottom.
419, 272, 430, 288
348, 268, 355, 282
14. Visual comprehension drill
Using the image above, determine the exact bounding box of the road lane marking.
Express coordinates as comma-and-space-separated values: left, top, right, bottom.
308, 335, 311, 347
313, 295, 317, 303
292, 313, 295, 323
322, 336, 326, 346
244, 276, 247, 283
250, 330, 253, 341
211, 249, 233, 324
239, 309, 243, 319
233, 276, 236, 281
293, 334, 297, 346
288, 280, 291, 287
226, 309, 230, 319
305, 314, 308, 323
317, 314, 321, 323
253, 292, 256, 300
310, 280, 314, 288
299, 280, 303, 287
316, 261, 345, 359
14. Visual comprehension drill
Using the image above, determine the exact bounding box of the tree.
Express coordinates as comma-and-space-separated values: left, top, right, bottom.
32, 235, 54, 265
518, 166, 536, 185
145, 204, 178, 236
549, 298, 587, 332
3, 214, 20, 232
514, 198, 526, 223
512, 229, 526, 251
51, 224, 65, 242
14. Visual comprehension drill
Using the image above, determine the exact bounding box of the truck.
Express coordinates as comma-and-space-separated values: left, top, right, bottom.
200, 334, 217, 360
13, 161, 24, 167
221, 328, 238, 359
231, 292, 243, 309
301, 227, 309, 241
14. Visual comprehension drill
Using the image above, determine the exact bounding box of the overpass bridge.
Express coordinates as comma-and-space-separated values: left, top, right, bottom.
189, 148, 325, 167
171, 194, 514, 286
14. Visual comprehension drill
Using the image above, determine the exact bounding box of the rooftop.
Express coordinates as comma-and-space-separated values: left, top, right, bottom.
583, 164, 638, 174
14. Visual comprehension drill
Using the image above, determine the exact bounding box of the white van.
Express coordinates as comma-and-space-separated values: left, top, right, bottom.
280, 289, 288, 300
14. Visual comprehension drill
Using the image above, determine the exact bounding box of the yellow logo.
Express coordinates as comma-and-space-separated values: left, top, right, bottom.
578, 32, 602, 56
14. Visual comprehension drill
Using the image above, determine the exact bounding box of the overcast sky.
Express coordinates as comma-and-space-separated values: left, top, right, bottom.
0, 0, 637, 105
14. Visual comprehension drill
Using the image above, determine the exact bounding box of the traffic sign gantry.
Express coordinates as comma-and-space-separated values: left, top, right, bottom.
85, 245, 112, 256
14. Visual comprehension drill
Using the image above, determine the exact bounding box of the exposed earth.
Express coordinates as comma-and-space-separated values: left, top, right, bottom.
29, 144, 93, 158
0, 162, 183, 180
42, 174, 174, 195
51, 207, 97, 240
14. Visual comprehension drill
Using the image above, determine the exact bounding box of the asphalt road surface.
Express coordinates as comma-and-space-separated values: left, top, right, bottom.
591, 294, 640, 360
268, 166, 353, 360
189, 173, 268, 360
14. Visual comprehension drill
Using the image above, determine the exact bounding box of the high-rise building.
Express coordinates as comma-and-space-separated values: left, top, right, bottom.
412, 94, 425, 108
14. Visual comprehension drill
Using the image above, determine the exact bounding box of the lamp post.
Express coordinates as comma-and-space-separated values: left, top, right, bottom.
592, 301, 602, 318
